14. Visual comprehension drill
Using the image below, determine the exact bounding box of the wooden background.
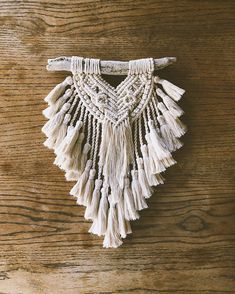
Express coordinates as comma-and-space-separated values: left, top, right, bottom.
0, 1, 234, 293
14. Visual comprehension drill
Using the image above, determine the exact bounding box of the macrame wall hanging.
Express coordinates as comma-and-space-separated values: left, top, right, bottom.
42, 56, 186, 248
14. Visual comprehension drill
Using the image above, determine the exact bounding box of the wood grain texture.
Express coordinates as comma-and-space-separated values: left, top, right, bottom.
0, 0, 235, 293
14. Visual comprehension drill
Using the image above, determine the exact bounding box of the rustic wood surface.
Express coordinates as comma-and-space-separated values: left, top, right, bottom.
0, 1, 234, 293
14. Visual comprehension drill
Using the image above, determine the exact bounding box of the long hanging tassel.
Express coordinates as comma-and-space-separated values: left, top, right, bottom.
117, 195, 132, 238
59, 120, 83, 157
64, 141, 90, 181
89, 184, 109, 236
54, 125, 74, 156
63, 133, 85, 171
43, 89, 73, 119
158, 115, 183, 152
53, 125, 80, 169
70, 159, 92, 200
158, 102, 187, 138
131, 170, 148, 210
44, 76, 73, 104
145, 133, 166, 174
44, 113, 71, 150
103, 197, 123, 248
156, 88, 184, 118
84, 179, 102, 220
123, 178, 140, 221
140, 144, 164, 186
147, 120, 171, 160
147, 121, 176, 169
54, 113, 71, 149
154, 76, 185, 101
137, 157, 152, 198
83, 169, 96, 208
42, 103, 71, 138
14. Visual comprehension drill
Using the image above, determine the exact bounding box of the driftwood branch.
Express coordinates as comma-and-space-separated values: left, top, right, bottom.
46, 56, 177, 75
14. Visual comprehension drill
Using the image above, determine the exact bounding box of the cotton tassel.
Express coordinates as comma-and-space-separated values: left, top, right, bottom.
85, 179, 102, 220
42, 102, 70, 137
70, 159, 92, 200
117, 195, 132, 238
158, 102, 187, 138
140, 144, 164, 186
145, 133, 166, 174
103, 197, 123, 248
54, 114, 71, 149
148, 120, 171, 160
154, 76, 185, 101
43, 89, 73, 119
64, 141, 90, 181
54, 125, 73, 158
63, 133, 85, 171
158, 115, 183, 152
140, 144, 152, 185
131, 170, 148, 210
156, 88, 184, 118
137, 157, 152, 199
60, 120, 83, 157
148, 120, 177, 169
89, 184, 109, 236
43, 113, 71, 150
53, 125, 73, 168
44, 76, 73, 104
83, 169, 96, 208
123, 178, 139, 221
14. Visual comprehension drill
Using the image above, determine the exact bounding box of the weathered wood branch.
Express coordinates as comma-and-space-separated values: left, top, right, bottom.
46, 56, 177, 75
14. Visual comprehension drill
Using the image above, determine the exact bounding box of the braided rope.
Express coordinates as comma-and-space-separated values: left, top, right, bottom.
152, 95, 160, 116
149, 101, 158, 127
143, 109, 149, 133
133, 119, 139, 170
92, 121, 101, 169
87, 113, 92, 143
138, 117, 144, 146
90, 117, 97, 167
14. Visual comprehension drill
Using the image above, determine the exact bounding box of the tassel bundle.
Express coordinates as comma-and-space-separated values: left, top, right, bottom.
89, 184, 109, 236
42, 102, 71, 138
123, 178, 139, 220
154, 76, 185, 101
70, 159, 92, 202
131, 170, 148, 210
43, 89, 73, 119
85, 179, 103, 220
158, 115, 183, 152
156, 88, 184, 118
103, 198, 123, 248
117, 196, 132, 238
158, 102, 187, 138
137, 157, 152, 198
